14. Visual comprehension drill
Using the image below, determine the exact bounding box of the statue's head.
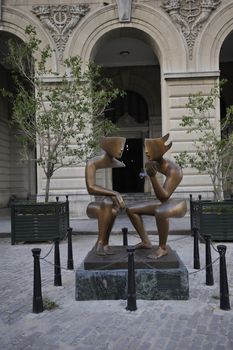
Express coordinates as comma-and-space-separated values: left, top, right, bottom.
100, 136, 126, 159
145, 134, 172, 161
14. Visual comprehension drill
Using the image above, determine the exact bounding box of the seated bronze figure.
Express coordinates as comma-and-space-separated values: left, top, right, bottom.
85, 136, 126, 255
126, 134, 187, 259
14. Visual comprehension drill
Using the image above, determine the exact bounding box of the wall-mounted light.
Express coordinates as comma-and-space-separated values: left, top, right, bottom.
120, 50, 130, 56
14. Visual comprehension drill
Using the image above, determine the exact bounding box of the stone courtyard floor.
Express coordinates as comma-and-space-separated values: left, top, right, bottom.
0, 229, 233, 350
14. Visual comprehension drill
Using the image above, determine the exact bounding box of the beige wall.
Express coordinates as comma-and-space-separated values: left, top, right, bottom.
1, 1, 233, 214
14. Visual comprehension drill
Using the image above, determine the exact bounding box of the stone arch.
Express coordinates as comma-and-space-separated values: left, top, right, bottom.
110, 73, 158, 117
2, 7, 58, 72
65, 3, 186, 73
196, 3, 233, 71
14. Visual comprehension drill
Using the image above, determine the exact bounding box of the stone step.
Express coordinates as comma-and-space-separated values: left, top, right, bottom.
94, 192, 155, 205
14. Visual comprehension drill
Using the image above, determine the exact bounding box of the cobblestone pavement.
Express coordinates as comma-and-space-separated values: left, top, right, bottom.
0, 232, 233, 350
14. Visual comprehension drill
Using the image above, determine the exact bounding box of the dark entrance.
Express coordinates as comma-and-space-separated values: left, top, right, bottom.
113, 138, 144, 193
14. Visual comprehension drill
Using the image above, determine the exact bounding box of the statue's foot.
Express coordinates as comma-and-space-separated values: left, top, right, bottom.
95, 242, 106, 256
95, 243, 115, 256
103, 245, 115, 255
147, 247, 168, 259
134, 242, 152, 250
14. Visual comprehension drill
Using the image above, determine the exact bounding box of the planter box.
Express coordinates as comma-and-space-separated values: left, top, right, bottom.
11, 200, 69, 245
190, 195, 233, 241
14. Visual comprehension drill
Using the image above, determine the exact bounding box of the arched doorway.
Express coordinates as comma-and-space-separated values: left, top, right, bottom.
91, 27, 161, 194
219, 31, 233, 194
0, 31, 36, 207
106, 90, 148, 192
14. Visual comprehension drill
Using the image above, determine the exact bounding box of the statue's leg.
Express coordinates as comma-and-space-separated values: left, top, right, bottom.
96, 199, 117, 255
126, 203, 154, 249
105, 207, 117, 244
86, 201, 114, 255
148, 200, 187, 259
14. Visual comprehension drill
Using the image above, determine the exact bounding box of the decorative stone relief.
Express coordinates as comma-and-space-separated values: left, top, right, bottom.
116, 0, 132, 22
32, 4, 90, 60
162, 0, 221, 59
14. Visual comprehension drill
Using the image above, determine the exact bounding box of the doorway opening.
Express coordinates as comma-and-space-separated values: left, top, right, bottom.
113, 138, 144, 193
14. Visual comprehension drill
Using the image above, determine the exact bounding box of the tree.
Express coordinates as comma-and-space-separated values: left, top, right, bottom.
175, 82, 233, 201
1, 26, 120, 202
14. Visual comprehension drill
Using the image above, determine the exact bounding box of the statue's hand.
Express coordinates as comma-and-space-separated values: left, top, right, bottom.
112, 192, 125, 209
145, 161, 157, 177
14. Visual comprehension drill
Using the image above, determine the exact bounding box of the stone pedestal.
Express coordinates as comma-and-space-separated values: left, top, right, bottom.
75, 245, 189, 301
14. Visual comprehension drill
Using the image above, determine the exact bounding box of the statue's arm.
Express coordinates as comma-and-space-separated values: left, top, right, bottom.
85, 161, 125, 208
146, 163, 182, 202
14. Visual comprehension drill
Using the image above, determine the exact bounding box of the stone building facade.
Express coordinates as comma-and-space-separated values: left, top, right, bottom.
0, 0, 233, 216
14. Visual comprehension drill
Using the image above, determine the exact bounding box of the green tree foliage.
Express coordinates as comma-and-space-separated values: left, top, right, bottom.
175, 82, 233, 201
1, 26, 121, 202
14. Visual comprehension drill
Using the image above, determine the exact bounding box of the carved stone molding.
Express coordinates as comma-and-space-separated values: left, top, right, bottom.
32, 4, 90, 61
116, 0, 132, 22
162, 0, 221, 59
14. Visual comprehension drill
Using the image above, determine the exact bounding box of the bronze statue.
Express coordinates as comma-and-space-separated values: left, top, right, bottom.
85, 136, 126, 255
126, 134, 187, 259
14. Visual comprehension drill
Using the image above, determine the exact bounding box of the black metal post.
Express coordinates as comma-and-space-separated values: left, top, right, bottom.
32, 248, 43, 313
217, 245, 231, 310
56, 196, 59, 202
54, 238, 62, 286
193, 227, 200, 269
122, 227, 128, 246
204, 234, 214, 286
198, 194, 202, 201
67, 227, 74, 270
66, 195, 70, 227
189, 194, 193, 232
126, 246, 137, 311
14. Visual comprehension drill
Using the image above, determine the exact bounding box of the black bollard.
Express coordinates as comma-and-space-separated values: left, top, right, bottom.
32, 248, 43, 313
122, 227, 128, 246
54, 238, 62, 286
126, 246, 137, 311
193, 227, 200, 269
217, 245, 231, 310
204, 234, 214, 286
56, 196, 59, 202
189, 194, 193, 231
67, 227, 74, 270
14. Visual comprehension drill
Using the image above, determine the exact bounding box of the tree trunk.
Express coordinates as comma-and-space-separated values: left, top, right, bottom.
45, 176, 51, 203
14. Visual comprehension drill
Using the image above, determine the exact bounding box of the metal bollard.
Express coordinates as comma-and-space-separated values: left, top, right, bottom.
122, 227, 128, 246
193, 227, 200, 270
32, 248, 43, 313
217, 245, 231, 310
54, 238, 62, 286
126, 246, 137, 311
56, 196, 59, 202
204, 234, 214, 286
67, 227, 74, 270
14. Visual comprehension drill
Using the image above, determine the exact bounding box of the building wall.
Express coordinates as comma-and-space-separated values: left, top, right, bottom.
1, 1, 233, 215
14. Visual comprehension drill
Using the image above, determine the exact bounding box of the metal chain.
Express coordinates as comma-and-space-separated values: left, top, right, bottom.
41, 257, 72, 271
188, 256, 220, 275
40, 242, 54, 260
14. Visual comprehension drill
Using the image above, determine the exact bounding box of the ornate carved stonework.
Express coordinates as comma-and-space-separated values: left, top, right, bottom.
162, 0, 221, 59
32, 4, 90, 60
116, 0, 132, 22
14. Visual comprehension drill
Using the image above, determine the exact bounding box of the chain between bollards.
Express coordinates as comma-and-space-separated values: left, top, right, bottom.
67, 227, 74, 270
32, 248, 43, 313
54, 238, 62, 286
204, 234, 214, 286
217, 245, 231, 311
126, 246, 137, 311
193, 227, 200, 270
122, 227, 128, 246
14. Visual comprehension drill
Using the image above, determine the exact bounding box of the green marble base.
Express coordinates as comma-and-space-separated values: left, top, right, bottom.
75, 246, 189, 301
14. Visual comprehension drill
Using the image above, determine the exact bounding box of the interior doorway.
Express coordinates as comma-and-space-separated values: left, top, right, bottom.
113, 138, 144, 193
